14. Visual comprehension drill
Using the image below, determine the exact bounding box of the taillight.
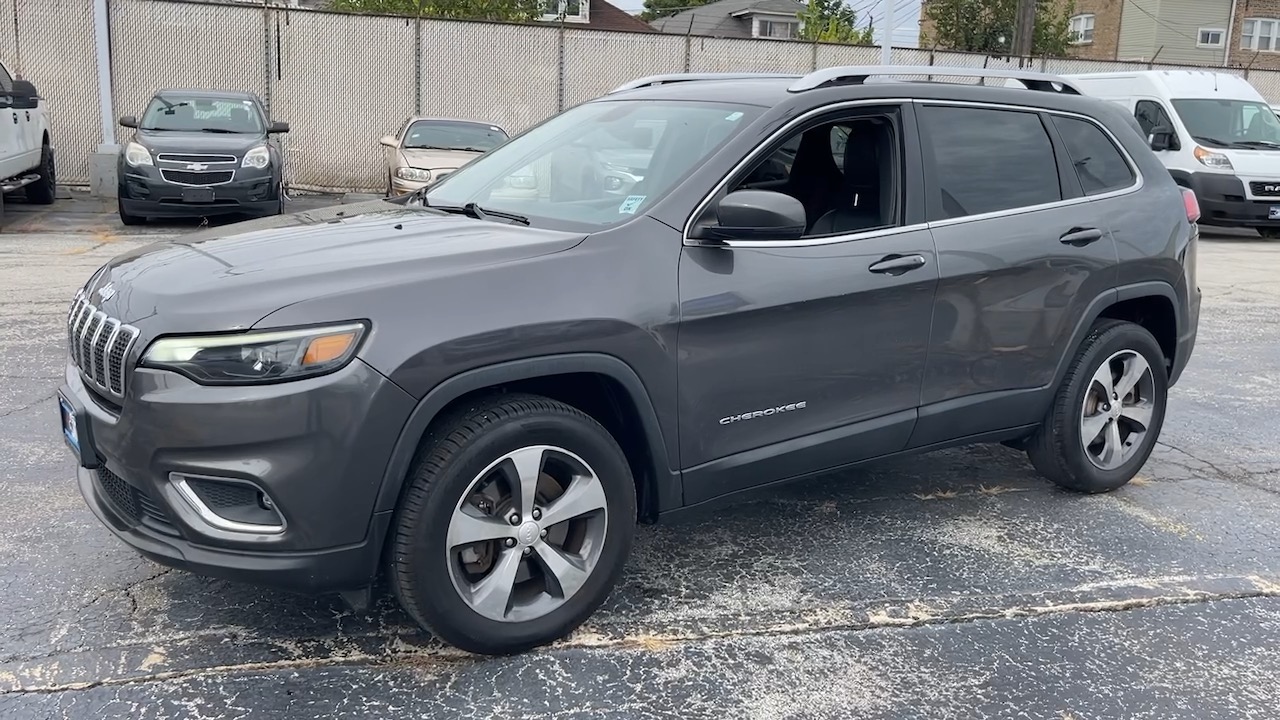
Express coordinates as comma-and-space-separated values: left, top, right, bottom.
1181, 187, 1200, 223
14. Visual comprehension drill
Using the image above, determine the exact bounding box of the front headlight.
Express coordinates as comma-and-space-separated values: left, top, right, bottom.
242, 146, 271, 169
141, 322, 367, 385
124, 142, 153, 167
1194, 146, 1233, 170
396, 167, 432, 182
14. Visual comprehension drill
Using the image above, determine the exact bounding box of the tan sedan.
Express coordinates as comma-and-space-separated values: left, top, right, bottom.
380, 117, 509, 196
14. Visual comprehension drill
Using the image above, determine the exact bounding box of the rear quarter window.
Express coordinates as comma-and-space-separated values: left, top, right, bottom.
919, 105, 1062, 219
1050, 116, 1137, 195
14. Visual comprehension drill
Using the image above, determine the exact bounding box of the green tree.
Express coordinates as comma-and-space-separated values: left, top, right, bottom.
332, 0, 544, 22
797, 0, 874, 45
639, 0, 717, 22
922, 0, 1075, 56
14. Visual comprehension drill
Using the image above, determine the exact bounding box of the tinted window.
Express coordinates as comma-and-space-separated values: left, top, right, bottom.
1134, 100, 1173, 136
1051, 116, 1136, 195
920, 106, 1061, 218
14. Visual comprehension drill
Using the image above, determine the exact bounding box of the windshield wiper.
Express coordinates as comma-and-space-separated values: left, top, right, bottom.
418, 196, 530, 226
1232, 140, 1280, 148
197, 127, 240, 134
404, 144, 453, 151
1192, 135, 1232, 147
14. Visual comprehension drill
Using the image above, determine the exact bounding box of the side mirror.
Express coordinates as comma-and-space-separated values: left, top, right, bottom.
692, 190, 807, 242
10, 79, 38, 109
1149, 125, 1178, 152
268, 121, 290, 134
379, 134, 398, 148
119, 115, 138, 128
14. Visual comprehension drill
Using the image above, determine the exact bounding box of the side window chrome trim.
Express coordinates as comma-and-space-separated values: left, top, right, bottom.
714, 222, 931, 248
913, 98, 1145, 228
682, 97, 915, 248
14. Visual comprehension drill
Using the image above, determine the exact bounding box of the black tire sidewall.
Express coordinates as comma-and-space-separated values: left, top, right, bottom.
1057, 324, 1168, 489
399, 410, 635, 654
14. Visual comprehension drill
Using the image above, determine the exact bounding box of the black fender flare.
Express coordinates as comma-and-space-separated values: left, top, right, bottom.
374, 352, 679, 516
1051, 281, 1182, 390
1167, 169, 1192, 187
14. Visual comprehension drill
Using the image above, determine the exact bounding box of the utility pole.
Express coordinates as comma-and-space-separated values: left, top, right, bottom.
880, 0, 894, 65
1011, 0, 1036, 61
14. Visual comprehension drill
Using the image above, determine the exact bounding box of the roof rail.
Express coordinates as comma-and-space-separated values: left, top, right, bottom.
787, 65, 1084, 95
609, 72, 802, 94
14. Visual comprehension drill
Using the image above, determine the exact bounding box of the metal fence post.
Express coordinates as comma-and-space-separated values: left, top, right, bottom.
89, 0, 117, 198
557, 17, 566, 111
414, 16, 422, 115
262, 1, 273, 117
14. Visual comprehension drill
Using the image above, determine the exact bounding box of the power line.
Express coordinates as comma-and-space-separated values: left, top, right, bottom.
1121, 0, 1202, 45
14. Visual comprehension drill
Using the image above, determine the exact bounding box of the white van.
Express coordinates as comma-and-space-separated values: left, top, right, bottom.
1063, 70, 1280, 238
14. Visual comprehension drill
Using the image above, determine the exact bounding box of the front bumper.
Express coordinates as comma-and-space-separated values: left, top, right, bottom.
60, 356, 416, 593
1185, 171, 1280, 229
119, 165, 281, 218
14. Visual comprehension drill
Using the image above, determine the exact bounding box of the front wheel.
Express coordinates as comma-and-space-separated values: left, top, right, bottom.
117, 197, 145, 226
1027, 320, 1168, 493
389, 394, 636, 655
25, 143, 55, 205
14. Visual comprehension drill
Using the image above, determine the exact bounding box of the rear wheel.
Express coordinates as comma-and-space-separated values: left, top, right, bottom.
117, 197, 145, 226
1027, 320, 1167, 493
389, 394, 636, 655
25, 143, 55, 204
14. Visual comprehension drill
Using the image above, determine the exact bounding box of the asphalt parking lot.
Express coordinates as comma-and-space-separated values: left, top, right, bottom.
1, 200, 1278, 719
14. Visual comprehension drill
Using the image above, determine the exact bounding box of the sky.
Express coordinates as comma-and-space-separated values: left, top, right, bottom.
612, 0, 923, 47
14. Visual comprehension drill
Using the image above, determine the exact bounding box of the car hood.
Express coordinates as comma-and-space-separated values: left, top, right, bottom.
134, 129, 268, 156
398, 147, 483, 170
79, 199, 586, 338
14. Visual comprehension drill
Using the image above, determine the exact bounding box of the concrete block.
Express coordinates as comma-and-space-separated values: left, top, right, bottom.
89, 144, 119, 199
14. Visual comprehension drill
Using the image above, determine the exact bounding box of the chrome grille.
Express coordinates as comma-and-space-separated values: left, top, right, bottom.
157, 153, 237, 164
67, 291, 140, 399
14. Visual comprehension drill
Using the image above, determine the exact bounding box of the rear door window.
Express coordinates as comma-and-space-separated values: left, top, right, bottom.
919, 105, 1062, 219
1050, 116, 1136, 195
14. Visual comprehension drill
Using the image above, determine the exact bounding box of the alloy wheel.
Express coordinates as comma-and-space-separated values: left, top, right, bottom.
1080, 349, 1157, 470
445, 445, 609, 622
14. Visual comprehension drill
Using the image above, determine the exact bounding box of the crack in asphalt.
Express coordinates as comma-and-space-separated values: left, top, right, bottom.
4, 580, 1279, 696
1156, 441, 1280, 496
0, 391, 57, 420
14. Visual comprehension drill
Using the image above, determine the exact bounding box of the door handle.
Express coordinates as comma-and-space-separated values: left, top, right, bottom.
868, 254, 927, 275
1059, 227, 1104, 247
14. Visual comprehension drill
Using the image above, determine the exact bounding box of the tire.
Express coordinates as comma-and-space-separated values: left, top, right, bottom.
117, 197, 145, 226
389, 394, 636, 655
25, 143, 55, 205
1259, 228, 1280, 240
1027, 319, 1168, 493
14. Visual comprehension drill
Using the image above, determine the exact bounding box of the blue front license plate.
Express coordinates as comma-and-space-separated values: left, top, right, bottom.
58, 394, 80, 458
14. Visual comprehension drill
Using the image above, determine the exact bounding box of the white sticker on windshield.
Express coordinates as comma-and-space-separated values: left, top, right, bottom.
725, 111, 744, 121
618, 195, 646, 214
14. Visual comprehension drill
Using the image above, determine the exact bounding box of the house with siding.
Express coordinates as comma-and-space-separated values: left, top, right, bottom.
920, 0, 1280, 70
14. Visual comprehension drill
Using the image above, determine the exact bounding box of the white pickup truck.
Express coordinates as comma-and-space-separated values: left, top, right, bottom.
0, 58, 55, 215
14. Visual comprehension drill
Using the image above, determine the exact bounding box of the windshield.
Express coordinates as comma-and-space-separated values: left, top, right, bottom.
405, 120, 507, 151
1172, 98, 1280, 148
140, 96, 264, 133
423, 100, 760, 230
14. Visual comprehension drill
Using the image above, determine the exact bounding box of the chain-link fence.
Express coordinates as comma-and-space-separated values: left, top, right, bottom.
7, 0, 1280, 191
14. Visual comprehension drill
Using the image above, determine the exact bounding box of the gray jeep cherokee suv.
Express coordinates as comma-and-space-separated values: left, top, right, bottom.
58, 67, 1201, 655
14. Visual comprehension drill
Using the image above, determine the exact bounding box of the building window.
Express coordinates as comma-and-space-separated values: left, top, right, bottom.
1198, 28, 1225, 48
753, 17, 798, 39
542, 0, 587, 22
1069, 14, 1095, 45
1242, 18, 1280, 52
